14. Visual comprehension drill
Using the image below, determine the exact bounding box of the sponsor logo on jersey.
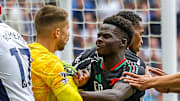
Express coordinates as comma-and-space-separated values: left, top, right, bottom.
61, 78, 69, 85
94, 81, 103, 91
59, 72, 67, 78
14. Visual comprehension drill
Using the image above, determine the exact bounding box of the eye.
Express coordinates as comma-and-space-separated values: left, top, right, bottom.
103, 34, 111, 39
97, 33, 101, 38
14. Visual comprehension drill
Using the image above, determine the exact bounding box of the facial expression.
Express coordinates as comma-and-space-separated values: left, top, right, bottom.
96, 24, 123, 56
57, 21, 69, 50
129, 21, 144, 53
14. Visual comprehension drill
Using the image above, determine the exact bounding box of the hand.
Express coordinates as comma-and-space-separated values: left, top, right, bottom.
121, 66, 152, 90
149, 67, 167, 76
74, 69, 90, 87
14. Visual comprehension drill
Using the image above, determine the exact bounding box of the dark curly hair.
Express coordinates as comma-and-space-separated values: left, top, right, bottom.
116, 11, 142, 26
103, 16, 134, 46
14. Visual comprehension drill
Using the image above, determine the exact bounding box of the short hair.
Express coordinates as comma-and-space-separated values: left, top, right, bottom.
103, 16, 134, 46
116, 11, 142, 26
34, 5, 68, 36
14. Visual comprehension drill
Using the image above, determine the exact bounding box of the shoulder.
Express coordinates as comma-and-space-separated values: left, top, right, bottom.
31, 51, 65, 74
73, 47, 97, 63
125, 49, 138, 62
125, 49, 146, 69
124, 60, 145, 75
72, 47, 99, 70
0, 23, 27, 45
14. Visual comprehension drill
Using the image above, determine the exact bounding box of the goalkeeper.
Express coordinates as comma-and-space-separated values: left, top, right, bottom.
29, 5, 84, 101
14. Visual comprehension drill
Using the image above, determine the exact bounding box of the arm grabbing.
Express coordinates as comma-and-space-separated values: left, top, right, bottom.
121, 66, 180, 92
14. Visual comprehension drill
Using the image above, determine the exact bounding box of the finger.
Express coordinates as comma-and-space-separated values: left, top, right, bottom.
78, 70, 84, 77
121, 77, 139, 81
153, 68, 167, 75
74, 73, 78, 79
151, 74, 158, 77
73, 75, 80, 85
149, 68, 167, 76
145, 65, 150, 75
123, 79, 139, 84
145, 65, 152, 78
82, 69, 90, 77
123, 72, 139, 78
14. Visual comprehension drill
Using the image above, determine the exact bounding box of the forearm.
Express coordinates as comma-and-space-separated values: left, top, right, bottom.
80, 90, 118, 101
168, 88, 180, 93
147, 73, 180, 89
80, 83, 134, 101
56, 84, 83, 101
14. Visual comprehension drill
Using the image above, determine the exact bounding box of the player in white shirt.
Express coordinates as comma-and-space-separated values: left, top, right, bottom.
0, 5, 35, 101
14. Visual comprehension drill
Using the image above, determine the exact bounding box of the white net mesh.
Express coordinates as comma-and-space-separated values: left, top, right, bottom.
1, 0, 175, 100
0, 0, 58, 43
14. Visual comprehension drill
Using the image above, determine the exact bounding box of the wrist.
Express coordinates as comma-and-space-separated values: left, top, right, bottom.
145, 77, 156, 89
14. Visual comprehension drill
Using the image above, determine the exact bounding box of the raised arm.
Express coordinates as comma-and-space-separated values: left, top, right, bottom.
80, 82, 134, 101
122, 67, 180, 93
150, 73, 180, 89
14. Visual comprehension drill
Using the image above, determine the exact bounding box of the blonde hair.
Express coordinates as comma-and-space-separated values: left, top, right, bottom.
34, 5, 68, 36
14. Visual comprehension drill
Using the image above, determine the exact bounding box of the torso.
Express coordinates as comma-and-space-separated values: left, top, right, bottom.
0, 22, 34, 101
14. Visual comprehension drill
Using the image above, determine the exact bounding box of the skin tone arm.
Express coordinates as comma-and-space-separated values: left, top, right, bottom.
149, 67, 167, 76
79, 82, 134, 101
121, 66, 180, 93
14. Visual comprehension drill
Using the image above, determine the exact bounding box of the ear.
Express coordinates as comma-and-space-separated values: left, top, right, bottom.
54, 28, 61, 38
120, 38, 128, 48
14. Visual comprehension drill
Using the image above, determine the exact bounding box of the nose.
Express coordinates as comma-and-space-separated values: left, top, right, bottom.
96, 36, 103, 46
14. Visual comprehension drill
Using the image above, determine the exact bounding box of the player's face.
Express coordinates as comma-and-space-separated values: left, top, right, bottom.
57, 21, 69, 50
96, 24, 122, 56
129, 21, 144, 53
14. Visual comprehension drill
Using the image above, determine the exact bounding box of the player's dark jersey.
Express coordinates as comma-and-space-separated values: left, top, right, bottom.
125, 49, 146, 100
125, 49, 146, 69
72, 47, 146, 71
72, 47, 145, 101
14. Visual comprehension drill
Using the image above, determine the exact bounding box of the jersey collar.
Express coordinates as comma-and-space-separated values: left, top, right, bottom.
100, 58, 127, 71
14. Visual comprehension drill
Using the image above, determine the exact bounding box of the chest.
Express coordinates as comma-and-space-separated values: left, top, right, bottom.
90, 65, 124, 91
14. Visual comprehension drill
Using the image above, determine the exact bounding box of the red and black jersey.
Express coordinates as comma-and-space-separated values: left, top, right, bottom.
78, 57, 145, 101
72, 47, 145, 101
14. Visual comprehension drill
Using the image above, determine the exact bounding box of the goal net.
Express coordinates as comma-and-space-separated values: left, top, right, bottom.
0, 0, 178, 101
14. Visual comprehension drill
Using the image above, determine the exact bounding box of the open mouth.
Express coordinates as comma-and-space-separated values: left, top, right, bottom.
96, 44, 104, 50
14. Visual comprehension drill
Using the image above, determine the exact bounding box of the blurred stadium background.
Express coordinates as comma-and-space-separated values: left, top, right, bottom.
0, 0, 179, 101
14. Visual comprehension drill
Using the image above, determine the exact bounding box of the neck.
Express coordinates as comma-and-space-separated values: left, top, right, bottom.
127, 47, 137, 54
35, 37, 56, 53
103, 51, 125, 71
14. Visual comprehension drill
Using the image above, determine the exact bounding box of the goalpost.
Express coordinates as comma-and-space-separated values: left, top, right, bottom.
0, 0, 178, 101
161, 0, 177, 101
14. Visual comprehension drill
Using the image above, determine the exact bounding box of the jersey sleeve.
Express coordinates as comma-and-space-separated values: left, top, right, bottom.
32, 55, 82, 101
72, 47, 98, 70
123, 61, 145, 76
118, 61, 145, 99
61, 61, 79, 92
